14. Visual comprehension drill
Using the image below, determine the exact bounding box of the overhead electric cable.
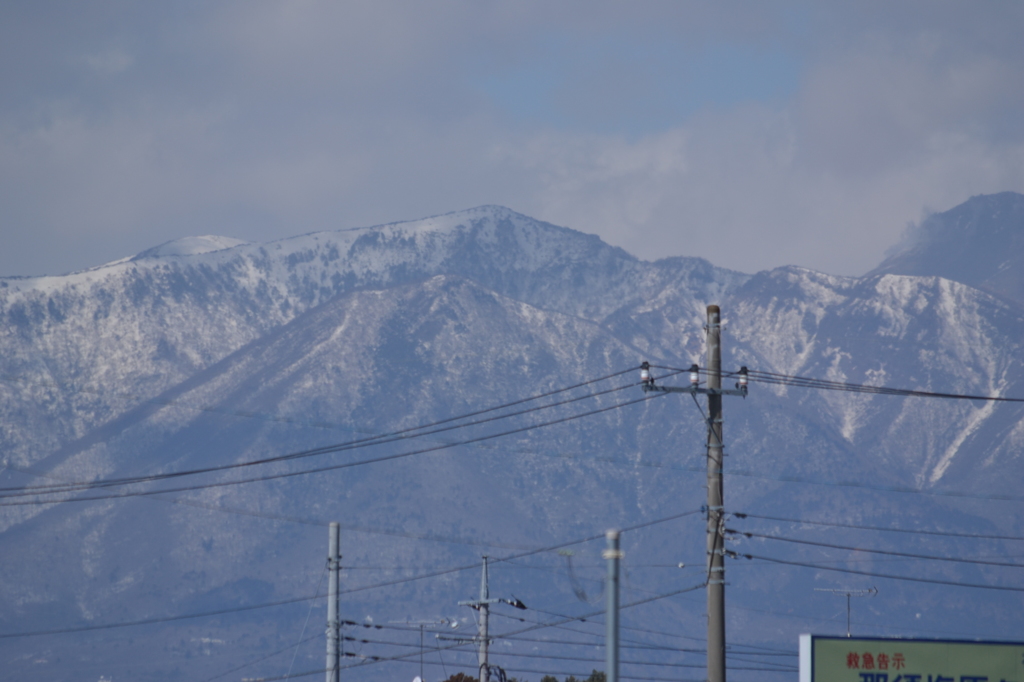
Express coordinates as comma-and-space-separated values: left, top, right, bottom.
285, 560, 328, 680
496, 631, 794, 657
1, 392, 666, 507
732, 512, 1024, 541
235, 586, 716, 682
335, 583, 709, 676
0, 465, 556, 548
201, 633, 322, 682
0, 510, 699, 640
340, 633, 677, 667
248, 663, 708, 682
1, 367, 653, 499
650, 365, 1024, 403
0, 592, 325, 639
0, 366, 638, 437
737, 552, 1024, 593
727, 528, 1024, 568
337, 634, 795, 672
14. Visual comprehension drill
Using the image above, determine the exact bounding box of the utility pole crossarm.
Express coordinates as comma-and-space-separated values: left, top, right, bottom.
457, 598, 502, 607
436, 635, 480, 644
640, 362, 748, 397
643, 384, 747, 396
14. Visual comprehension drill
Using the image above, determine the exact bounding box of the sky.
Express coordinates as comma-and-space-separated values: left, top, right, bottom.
2, 1, 1023, 278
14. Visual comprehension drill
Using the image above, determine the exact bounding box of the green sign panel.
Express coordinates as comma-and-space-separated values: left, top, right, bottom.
800, 635, 1024, 682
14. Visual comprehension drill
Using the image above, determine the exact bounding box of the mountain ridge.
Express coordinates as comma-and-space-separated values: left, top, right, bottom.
869, 191, 1024, 305
3, 195, 1024, 682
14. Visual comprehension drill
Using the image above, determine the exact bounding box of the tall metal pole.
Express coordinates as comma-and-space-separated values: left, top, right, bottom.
706, 305, 726, 682
326, 522, 340, 682
478, 556, 490, 682
604, 530, 621, 682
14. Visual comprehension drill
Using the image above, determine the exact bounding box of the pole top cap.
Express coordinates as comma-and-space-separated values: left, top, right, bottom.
606, 529, 620, 540
707, 304, 720, 314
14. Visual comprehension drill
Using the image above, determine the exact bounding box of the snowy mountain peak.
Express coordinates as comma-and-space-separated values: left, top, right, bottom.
869, 191, 1024, 305
133, 235, 251, 259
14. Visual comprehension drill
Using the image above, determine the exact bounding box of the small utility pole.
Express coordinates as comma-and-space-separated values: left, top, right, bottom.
604, 530, 622, 682
459, 556, 491, 682
640, 304, 748, 682
326, 522, 340, 682
478, 557, 489, 682
456, 557, 526, 682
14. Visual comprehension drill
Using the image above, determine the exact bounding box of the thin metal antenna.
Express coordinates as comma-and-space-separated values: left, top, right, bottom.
814, 587, 877, 637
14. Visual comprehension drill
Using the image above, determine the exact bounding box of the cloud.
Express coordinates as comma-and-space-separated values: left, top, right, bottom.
0, 1, 1022, 277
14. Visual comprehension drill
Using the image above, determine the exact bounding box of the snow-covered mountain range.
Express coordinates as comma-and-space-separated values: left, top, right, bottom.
2, 196, 1023, 682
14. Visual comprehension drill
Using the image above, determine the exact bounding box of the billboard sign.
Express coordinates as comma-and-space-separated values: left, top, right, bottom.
800, 635, 1024, 682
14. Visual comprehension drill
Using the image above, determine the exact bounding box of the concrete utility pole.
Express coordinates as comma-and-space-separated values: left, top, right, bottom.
706, 305, 726, 682
326, 522, 340, 682
458, 556, 492, 682
477, 557, 489, 682
640, 304, 748, 682
456, 557, 526, 682
604, 530, 622, 682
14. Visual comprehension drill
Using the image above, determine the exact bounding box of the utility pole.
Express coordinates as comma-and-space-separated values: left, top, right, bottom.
706, 305, 726, 682
478, 557, 489, 682
456, 557, 526, 682
459, 556, 491, 682
326, 522, 340, 682
604, 530, 622, 682
640, 304, 748, 682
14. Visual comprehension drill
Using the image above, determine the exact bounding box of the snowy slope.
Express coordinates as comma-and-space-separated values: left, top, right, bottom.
0, 206, 741, 469
2, 197, 1024, 682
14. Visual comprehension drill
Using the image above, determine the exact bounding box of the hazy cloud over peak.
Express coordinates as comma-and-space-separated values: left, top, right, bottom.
1, 1, 1022, 277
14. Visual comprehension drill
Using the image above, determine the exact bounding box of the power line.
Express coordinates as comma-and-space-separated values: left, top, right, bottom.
1, 392, 665, 507
732, 512, 1024, 541
1, 368, 648, 499
722, 469, 1024, 503
334, 583, 709, 677
0, 366, 639, 436
246, 663, 712, 682
233, 587, 717, 682
497, 633, 795, 657
0, 592, 324, 639
491, 603, 794, 657
201, 633, 322, 682
339, 633, 797, 672
0, 511, 699, 639
0, 463, 564, 549
736, 552, 1024, 593
651, 364, 1024, 403
727, 528, 1024, 569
